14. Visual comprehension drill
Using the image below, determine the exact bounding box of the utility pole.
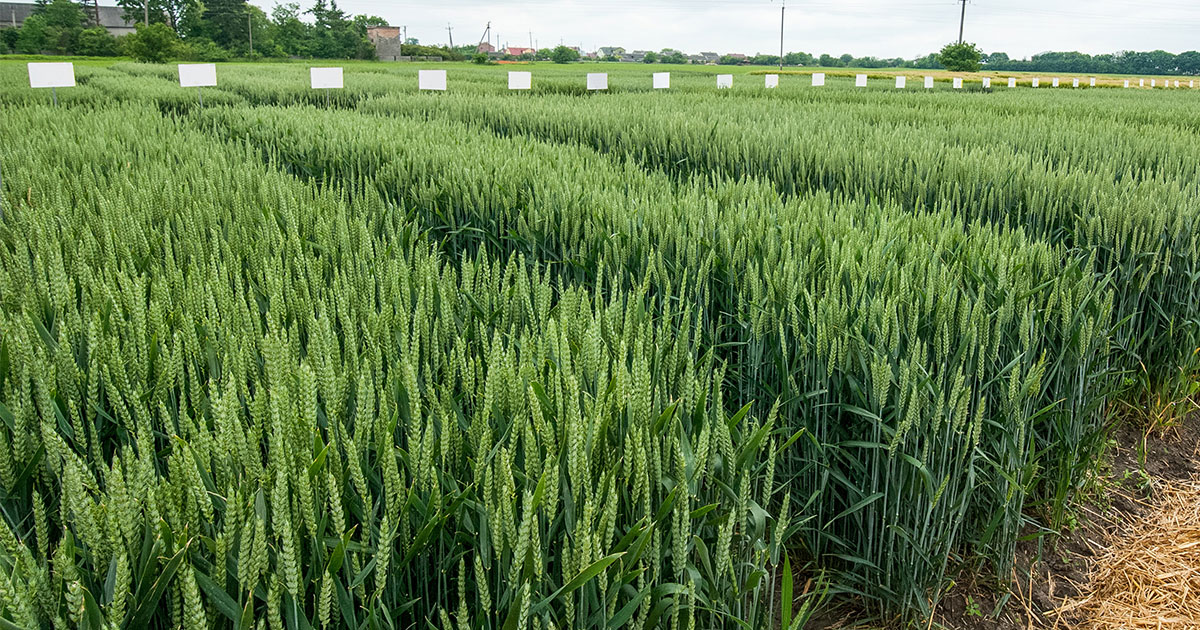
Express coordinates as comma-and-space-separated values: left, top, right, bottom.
143, 0, 148, 25
529, 31, 533, 50
447, 23, 453, 47
403, 25, 407, 43
476, 21, 490, 52
779, 1, 785, 71
957, 0, 966, 44
248, 12, 253, 55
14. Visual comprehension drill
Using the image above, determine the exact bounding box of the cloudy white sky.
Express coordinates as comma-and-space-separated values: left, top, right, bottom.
251, 0, 1200, 59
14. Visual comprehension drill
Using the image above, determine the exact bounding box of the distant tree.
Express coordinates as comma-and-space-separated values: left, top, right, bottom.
817, 53, 838, 67
550, 44, 579, 63
404, 37, 417, 45
16, 14, 49, 53
938, 41, 982, 72
839, 53, 853, 65
660, 49, 686, 64
642, 51, 658, 63
115, 0, 193, 32
1177, 51, 1200, 76
983, 51, 1009, 65
75, 26, 119, 55
198, 0, 249, 49
123, 21, 180, 61
271, 2, 311, 57
472, 53, 487, 64
41, 0, 85, 29
1, 27, 19, 53
717, 55, 740, 65
783, 51, 812, 65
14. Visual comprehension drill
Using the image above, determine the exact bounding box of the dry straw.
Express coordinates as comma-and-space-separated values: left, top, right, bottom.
1065, 475, 1200, 629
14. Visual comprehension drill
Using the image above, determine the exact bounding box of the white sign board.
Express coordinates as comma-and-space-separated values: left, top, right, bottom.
895, 76, 906, 89
653, 72, 670, 89
1174, 80, 1179, 88
982, 77, 991, 88
924, 76, 934, 89
855, 74, 867, 87
587, 73, 608, 91
508, 71, 532, 90
1089, 77, 1096, 87
28, 62, 75, 88
811, 72, 825, 87
1124, 80, 1130, 88
953, 77, 963, 89
310, 67, 343, 89
1191, 81, 1195, 88
1139, 79, 1145, 87
1072, 78, 1079, 88
1032, 78, 1040, 88
1008, 77, 1017, 88
764, 74, 778, 88
1052, 77, 1060, 87
419, 70, 447, 91
179, 63, 217, 87
717, 74, 733, 89
1150, 79, 1156, 87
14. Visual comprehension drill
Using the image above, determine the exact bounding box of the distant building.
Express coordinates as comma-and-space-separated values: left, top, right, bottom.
599, 46, 624, 57
365, 25, 405, 60
476, 42, 495, 54
698, 52, 720, 63
366, 26, 401, 44
1, 1, 136, 36
505, 46, 535, 57
725, 53, 747, 60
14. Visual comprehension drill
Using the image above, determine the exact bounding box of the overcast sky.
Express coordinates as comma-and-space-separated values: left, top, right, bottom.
251, 0, 1200, 59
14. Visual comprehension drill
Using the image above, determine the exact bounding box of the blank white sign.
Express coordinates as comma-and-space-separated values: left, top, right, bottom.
1124, 80, 1130, 88
1089, 77, 1096, 87
179, 63, 217, 87
1151, 79, 1156, 87
924, 76, 934, 89
982, 77, 991, 88
1140, 79, 1145, 86
508, 71, 531, 90
310, 67, 343, 89
587, 73, 607, 90
419, 70, 447, 91
1072, 78, 1079, 88
653, 72, 670, 89
717, 74, 733, 89
1191, 81, 1195, 88
28, 62, 75, 88
1032, 78, 1040, 87
855, 74, 867, 87
953, 77, 963, 89
895, 76, 906, 89
1008, 77, 1016, 88
1174, 80, 1179, 87
811, 72, 825, 87
1052, 78, 1060, 87
764, 74, 778, 88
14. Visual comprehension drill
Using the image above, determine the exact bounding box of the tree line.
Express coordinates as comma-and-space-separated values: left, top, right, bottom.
2, 3, 1198, 76
0, 0, 465, 61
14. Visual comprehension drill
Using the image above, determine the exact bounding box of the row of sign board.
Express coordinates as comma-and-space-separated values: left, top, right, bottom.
26, 62, 1198, 92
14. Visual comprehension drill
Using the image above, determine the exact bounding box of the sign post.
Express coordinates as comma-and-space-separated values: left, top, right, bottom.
179, 63, 217, 107
28, 62, 75, 106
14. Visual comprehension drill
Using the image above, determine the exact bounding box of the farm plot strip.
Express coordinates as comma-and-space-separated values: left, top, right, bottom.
190, 103, 1119, 617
